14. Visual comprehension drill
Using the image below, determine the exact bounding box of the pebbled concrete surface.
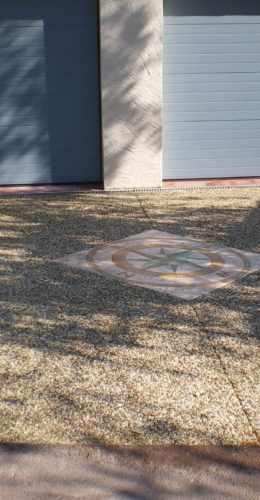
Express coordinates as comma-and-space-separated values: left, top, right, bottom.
0, 188, 259, 447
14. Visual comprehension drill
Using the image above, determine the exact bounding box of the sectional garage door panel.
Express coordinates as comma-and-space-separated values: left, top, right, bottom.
163, 1, 260, 180
0, 0, 101, 185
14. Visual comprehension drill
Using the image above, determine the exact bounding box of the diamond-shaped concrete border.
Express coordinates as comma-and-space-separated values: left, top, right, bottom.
56, 230, 260, 299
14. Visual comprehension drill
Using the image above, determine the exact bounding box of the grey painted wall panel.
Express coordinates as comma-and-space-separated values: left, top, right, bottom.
0, 0, 101, 185
164, 92, 260, 103
164, 63, 260, 74
164, 73, 260, 84
164, 54, 260, 64
165, 120, 260, 132
164, 21, 260, 33
165, 148, 260, 160
164, 139, 260, 151
165, 102, 260, 112
164, 129, 260, 141
164, 43, 260, 54
164, 16, 260, 24
164, 110, 260, 121
165, 34, 260, 44
163, 0, 260, 179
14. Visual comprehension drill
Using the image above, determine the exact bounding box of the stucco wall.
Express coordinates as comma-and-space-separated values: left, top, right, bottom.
99, 0, 163, 190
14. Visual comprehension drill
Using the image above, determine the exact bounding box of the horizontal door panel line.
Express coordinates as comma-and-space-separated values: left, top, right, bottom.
165, 36, 260, 39
0, 114, 99, 119
0, 141, 101, 147
165, 107, 260, 112
164, 100, 260, 104
164, 42, 260, 46
163, 173, 260, 179
0, 88, 98, 92
0, 44, 98, 50
0, 56, 98, 61
0, 24, 97, 28
164, 165, 260, 170
164, 90, 260, 94
0, 136, 99, 141
164, 51, 260, 53
0, 164, 100, 170
163, 143, 260, 148
165, 31, 260, 33
0, 23, 97, 27
164, 139, 260, 144
0, 27, 98, 32
0, 124, 100, 128
0, 102, 99, 108
0, 158, 100, 168
0, 71, 99, 76
164, 21, 260, 25
164, 51, 260, 55
164, 49, 260, 52
163, 119, 260, 123
0, 63, 98, 68
165, 161, 260, 165
165, 120, 260, 123
165, 71, 260, 79
0, 35, 97, 40
164, 101, 260, 105
0, 95, 99, 99
164, 57, 260, 62
0, 24, 96, 29
164, 71, 260, 75
164, 134, 260, 138
164, 29, 260, 34
163, 83, 260, 86
164, 153, 260, 159
0, 122, 100, 127
164, 22, 260, 25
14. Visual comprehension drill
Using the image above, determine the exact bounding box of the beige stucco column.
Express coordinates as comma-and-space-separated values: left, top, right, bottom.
99, 0, 163, 190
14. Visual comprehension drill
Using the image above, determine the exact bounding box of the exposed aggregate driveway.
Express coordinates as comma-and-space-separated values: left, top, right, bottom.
0, 187, 259, 446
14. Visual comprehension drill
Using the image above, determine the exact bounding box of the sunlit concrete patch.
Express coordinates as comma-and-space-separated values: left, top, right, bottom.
57, 230, 260, 299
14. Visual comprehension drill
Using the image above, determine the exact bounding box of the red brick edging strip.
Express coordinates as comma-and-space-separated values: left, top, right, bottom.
163, 177, 260, 189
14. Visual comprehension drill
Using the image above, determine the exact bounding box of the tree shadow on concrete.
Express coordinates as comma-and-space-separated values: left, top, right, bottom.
0, 192, 259, 448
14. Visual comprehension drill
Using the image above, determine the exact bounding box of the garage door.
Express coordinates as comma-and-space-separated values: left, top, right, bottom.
0, 0, 101, 185
163, 0, 260, 180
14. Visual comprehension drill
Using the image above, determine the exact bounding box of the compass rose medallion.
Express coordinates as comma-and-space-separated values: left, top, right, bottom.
58, 230, 260, 299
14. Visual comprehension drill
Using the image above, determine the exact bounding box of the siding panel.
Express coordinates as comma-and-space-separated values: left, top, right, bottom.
0, 0, 101, 185
163, 1, 260, 179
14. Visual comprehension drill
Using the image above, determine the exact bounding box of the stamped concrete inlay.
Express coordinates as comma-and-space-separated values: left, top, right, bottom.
57, 230, 260, 299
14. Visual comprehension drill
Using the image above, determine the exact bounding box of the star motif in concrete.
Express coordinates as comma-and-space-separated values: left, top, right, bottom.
129, 248, 209, 274
56, 230, 260, 299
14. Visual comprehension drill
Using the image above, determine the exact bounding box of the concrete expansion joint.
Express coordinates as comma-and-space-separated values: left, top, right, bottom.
135, 193, 153, 228
191, 305, 260, 443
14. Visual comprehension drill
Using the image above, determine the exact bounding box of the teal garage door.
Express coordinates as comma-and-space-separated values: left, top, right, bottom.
163, 0, 260, 180
0, 0, 101, 185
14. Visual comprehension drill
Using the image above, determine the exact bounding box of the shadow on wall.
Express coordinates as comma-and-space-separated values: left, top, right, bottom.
101, 1, 162, 186
0, 20, 49, 184
0, 0, 101, 185
1, 1, 161, 187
